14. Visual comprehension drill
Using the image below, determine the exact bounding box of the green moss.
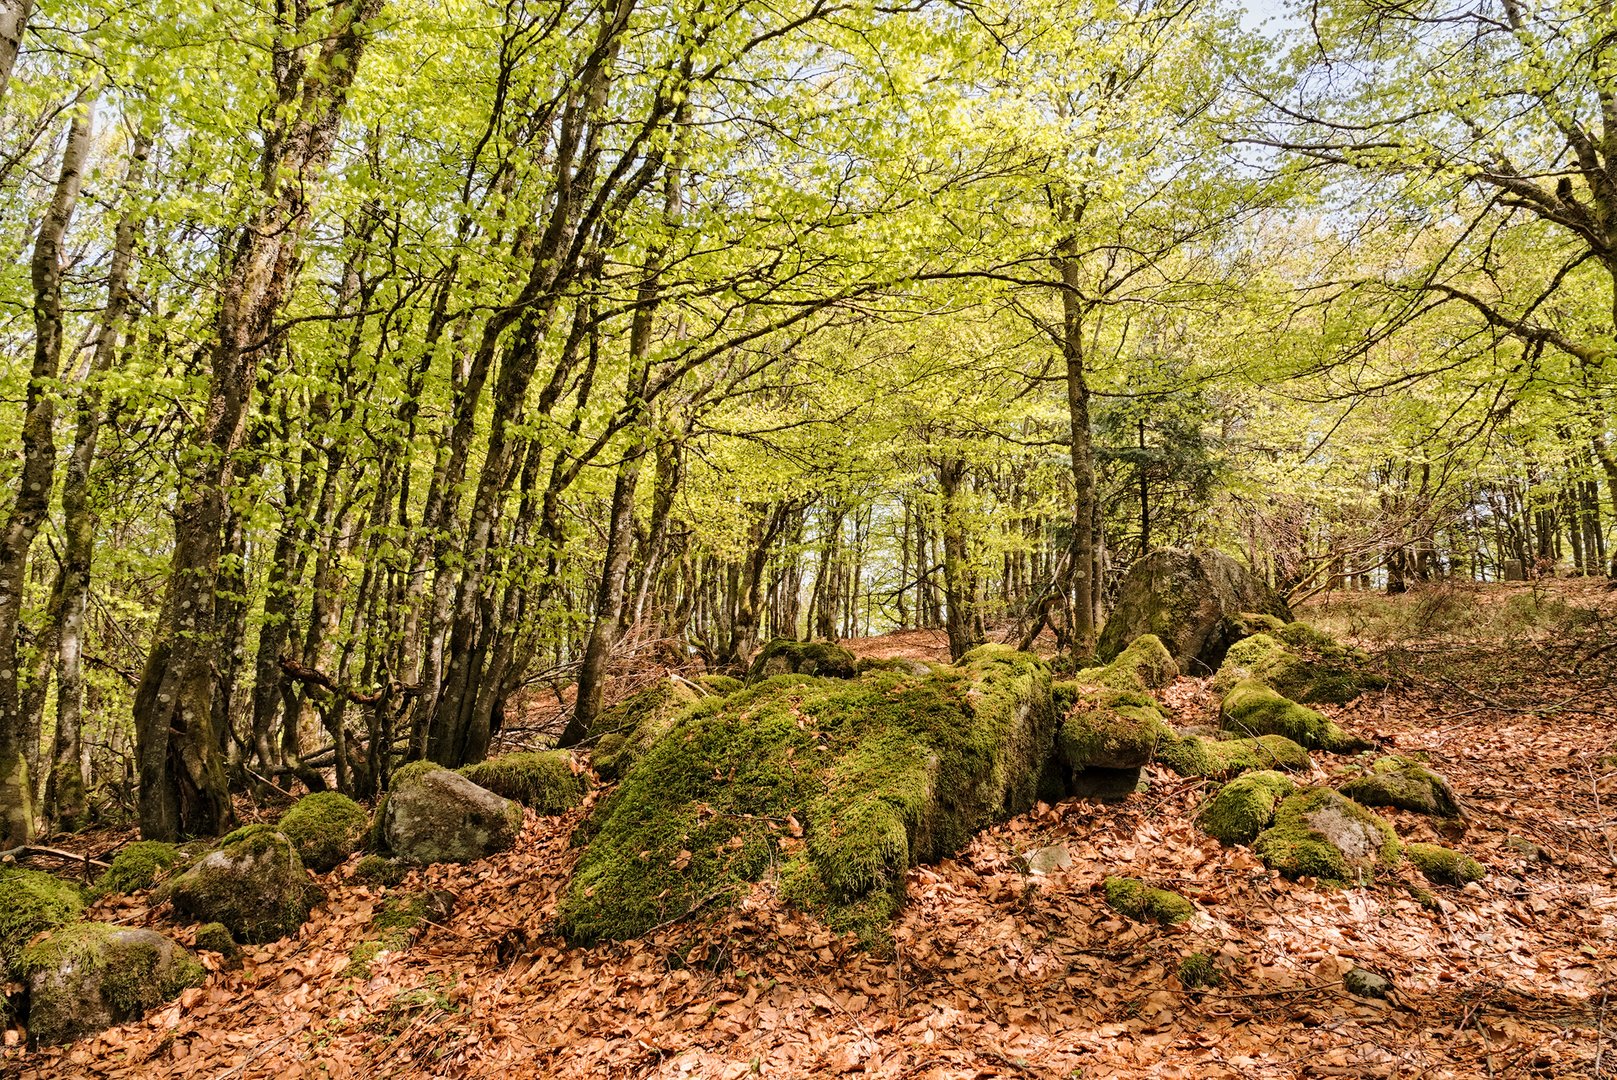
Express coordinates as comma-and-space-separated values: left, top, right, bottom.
163, 824, 320, 944
351, 854, 409, 886
1252, 788, 1400, 885
1156, 731, 1311, 778
345, 891, 452, 977
0, 867, 85, 976
589, 681, 702, 780
19, 922, 204, 1042
1197, 770, 1297, 845
460, 751, 586, 813
561, 650, 1053, 944
94, 841, 183, 897
1213, 629, 1384, 705
1340, 756, 1461, 817
1178, 951, 1221, 989
1072, 634, 1178, 693
1404, 842, 1485, 886
697, 674, 745, 695
193, 922, 237, 956
1102, 876, 1193, 924
1220, 678, 1369, 753
747, 639, 859, 682
1056, 687, 1167, 770
278, 791, 370, 873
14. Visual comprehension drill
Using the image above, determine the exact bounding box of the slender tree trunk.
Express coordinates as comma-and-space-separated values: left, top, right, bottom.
1059, 265, 1098, 650
937, 456, 983, 662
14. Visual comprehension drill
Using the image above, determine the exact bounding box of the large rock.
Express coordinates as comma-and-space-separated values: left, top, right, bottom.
0, 868, 84, 977
162, 825, 321, 943
747, 638, 858, 682
277, 791, 370, 873
1340, 756, 1460, 817
1096, 548, 1289, 674
20, 922, 204, 1045
372, 762, 524, 866
1252, 789, 1399, 884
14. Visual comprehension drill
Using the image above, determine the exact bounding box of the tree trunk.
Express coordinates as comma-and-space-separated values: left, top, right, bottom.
0, 0, 32, 107
1058, 247, 1097, 650
937, 456, 983, 662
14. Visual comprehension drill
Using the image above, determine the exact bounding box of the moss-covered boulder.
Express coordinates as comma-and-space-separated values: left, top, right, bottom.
1340, 756, 1461, 817
460, 751, 586, 813
1096, 548, 1290, 674
1157, 731, 1312, 778
162, 824, 321, 943
1220, 679, 1370, 753
1055, 687, 1166, 771
559, 646, 1054, 944
1197, 770, 1297, 845
277, 791, 370, 873
372, 762, 523, 866
1252, 789, 1400, 884
0, 867, 84, 977
1405, 842, 1485, 886
1102, 876, 1193, 924
345, 889, 455, 977
94, 841, 183, 897
20, 922, 204, 1046
192, 922, 237, 958
1073, 634, 1178, 692
589, 680, 701, 780
746, 638, 859, 683
1212, 630, 1384, 705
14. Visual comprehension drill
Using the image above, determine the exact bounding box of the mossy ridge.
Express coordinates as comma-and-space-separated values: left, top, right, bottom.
1404, 842, 1485, 886
1220, 678, 1370, 753
1156, 731, 1311, 779
94, 841, 183, 897
1213, 629, 1384, 706
278, 791, 369, 873
560, 649, 1052, 944
1252, 788, 1400, 885
0, 867, 85, 977
1340, 755, 1461, 817
1102, 876, 1193, 924
697, 674, 745, 696
19, 922, 204, 1043
589, 680, 703, 780
1197, 770, 1296, 845
460, 751, 587, 813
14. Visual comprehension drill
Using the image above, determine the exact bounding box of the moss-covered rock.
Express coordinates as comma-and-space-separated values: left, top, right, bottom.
1404, 842, 1485, 886
1056, 687, 1166, 771
1252, 789, 1400, 884
1340, 756, 1461, 817
1102, 876, 1193, 924
1156, 731, 1312, 779
460, 751, 586, 813
0, 867, 84, 977
559, 647, 1054, 944
162, 825, 321, 944
1197, 770, 1297, 845
372, 763, 523, 866
1212, 630, 1384, 705
1178, 951, 1222, 989
345, 889, 455, 977
1220, 679, 1370, 753
350, 854, 409, 887
1096, 548, 1290, 674
94, 841, 183, 897
20, 922, 204, 1046
747, 638, 859, 683
1073, 634, 1178, 692
277, 791, 370, 873
589, 680, 702, 780
697, 674, 745, 696
192, 922, 237, 958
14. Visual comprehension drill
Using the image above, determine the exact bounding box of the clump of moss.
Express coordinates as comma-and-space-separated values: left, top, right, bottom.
0, 867, 84, 976
1340, 756, 1461, 817
460, 751, 586, 813
1213, 628, 1384, 705
1252, 788, 1399, 884
344, 890, 454, 977
1405, 842, 1484, 886
350, 854, 409, 887
1072, 634, 1178, 693
697, 674, 745, 696
1156, 731, 1312, 779
19, 922, 204, 1045
193, 922, 237, 957
162, 824, 321, 944
1178, 951, 1222, 989
278, 791, 370, 873
1220, 679, 1370, 753
1056, 687, 1167, 771
561, 649, 1053, 944
1102, 876, 1194, 925
94, 841, 183, 896
588, 680, 702, 780
1197, 771, 1296, 845
747, 639, 859, 682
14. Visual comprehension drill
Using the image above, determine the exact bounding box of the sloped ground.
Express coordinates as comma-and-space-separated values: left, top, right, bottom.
7, 583, 1616, 1078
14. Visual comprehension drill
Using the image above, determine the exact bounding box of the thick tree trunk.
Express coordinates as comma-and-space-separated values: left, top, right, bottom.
0, 108, 90, 846
0, 0, 32, 107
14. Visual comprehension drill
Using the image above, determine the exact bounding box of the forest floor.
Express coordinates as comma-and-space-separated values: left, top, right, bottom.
7, 580, 1617, 1079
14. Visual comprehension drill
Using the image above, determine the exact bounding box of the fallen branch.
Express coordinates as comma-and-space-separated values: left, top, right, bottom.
0, 843, 113, 870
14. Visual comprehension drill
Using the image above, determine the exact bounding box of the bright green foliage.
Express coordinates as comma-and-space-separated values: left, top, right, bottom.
162, 824, 320, 943
1178, 952, 1221, 989
1252, 789, 1400, 885
1102, 876, 1194, 924
589, 681, 702, 781
1220, 679, 1370, 753
94, 841, 183, 896
1197, 770, 1297, 845
559, 648, 1052, 944
193, 922, 237, 956
278, 792, 370, 872
747, 639, 859, 682
460, 751, 586, 813
1340, 756, 1461, 817
0, 867, 85, 976
1156, 731, 1312, 778
1213, 630, 1383, 705
18, 922, 204, 1045
1404, 842, 1485, 886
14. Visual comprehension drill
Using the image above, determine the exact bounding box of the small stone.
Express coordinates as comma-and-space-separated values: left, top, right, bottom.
1021, 845, 1072, 875
1343, 966, 1392, 999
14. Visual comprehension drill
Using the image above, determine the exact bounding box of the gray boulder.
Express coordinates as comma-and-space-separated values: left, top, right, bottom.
373, 762, 524, 866
162, 824, 321, 943
20, 922, 204, 1045
1096, 548, 1289, 675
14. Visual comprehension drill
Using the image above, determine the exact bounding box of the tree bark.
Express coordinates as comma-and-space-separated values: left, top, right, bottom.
0, 0, 32, 108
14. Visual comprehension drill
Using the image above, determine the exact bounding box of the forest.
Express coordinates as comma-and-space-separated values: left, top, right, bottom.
0, 0, 1614, 1075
